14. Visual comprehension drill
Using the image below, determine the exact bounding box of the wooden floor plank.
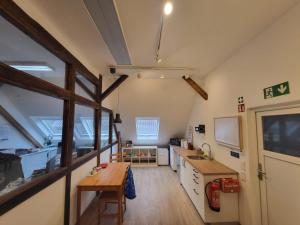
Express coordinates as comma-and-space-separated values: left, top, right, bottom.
80, 166, 205, 225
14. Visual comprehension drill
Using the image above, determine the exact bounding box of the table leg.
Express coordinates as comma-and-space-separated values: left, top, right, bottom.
118, 188, 123, 225
77, 188, 81, 225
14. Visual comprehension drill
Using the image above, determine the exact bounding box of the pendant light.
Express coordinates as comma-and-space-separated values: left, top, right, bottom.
114, 88, 122, 123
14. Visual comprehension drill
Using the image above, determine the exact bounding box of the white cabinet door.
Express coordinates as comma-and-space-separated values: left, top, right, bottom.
180, 157, 189, 189
158, 148, 169, 165
180, 159, 239, 223
170, 145, 177, 170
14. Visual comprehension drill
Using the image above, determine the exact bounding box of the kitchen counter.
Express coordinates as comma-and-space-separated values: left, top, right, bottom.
173, 146, 238, 175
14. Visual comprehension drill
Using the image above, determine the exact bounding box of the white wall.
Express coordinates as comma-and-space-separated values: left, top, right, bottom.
0, 114, 33, 149
187, 3, 300, 225
0, 86, 44, 146
69, 157, 97, 225
115, 78, 197, 145
0, 178, 65, 225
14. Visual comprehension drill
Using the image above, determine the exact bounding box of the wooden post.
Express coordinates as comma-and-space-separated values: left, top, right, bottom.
101, 75, 128, 100
182, 76, 208, 100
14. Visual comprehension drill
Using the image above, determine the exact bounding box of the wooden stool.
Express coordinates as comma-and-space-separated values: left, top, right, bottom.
98, 171, 128, 225
110, 153, 123, 163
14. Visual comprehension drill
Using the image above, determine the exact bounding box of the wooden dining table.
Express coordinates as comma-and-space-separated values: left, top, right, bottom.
76, 162, 130, 225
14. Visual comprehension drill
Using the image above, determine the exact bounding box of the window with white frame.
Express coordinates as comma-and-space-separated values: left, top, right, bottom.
135, 117, 160, 140
74, 117, 94, 140
31, 117, 63, 140
32, 116, 95, 141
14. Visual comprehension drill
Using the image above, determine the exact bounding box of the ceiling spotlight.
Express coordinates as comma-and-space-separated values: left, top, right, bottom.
156, 58, 162, 63
160, 75, 165, 79
164, 2, 173, 15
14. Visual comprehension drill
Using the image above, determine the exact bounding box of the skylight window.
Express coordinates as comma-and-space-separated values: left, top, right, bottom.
32, 117, 63, 140
32, 116, 95, 141
74, 117, 94, 140
136, 117, 160, 140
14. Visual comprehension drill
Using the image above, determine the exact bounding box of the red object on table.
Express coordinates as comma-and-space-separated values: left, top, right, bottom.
99, 163, 108, 169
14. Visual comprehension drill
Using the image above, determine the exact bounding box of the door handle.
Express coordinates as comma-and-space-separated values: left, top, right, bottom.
193, 179, 199, 184
257, 170, 266, 180
193, 189, 199, 195
182, 159, 186, 168
257, 163, 266, 180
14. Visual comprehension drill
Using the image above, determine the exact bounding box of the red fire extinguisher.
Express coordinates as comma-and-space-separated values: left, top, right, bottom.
205, 179, 221, 212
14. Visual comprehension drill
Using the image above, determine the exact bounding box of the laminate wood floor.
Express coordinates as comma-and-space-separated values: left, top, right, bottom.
80, 166, 205, 225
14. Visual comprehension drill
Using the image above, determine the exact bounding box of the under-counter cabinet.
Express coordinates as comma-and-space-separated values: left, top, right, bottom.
180, 156, 239, 224
158, 148, 169, 165
170, 145, 177, 171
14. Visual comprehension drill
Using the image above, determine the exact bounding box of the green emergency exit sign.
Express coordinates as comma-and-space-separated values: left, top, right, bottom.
264, 81, 290, 99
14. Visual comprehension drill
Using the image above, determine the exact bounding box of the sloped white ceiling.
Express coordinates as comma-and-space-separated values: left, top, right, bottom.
14, 0, 300, 78
115, 0, 299, 77
113, 78, 197, 145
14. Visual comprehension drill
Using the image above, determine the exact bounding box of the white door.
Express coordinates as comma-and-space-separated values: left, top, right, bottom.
256, 107, 300, 225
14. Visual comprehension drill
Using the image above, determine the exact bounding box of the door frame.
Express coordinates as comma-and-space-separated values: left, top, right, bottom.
247, 101, 300, 225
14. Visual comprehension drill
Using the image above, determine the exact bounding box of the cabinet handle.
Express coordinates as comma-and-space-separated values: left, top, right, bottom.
193, 173, 199, 179
193, 189, 199, 195
193, 179, 199, 184
193, 169, 199, 173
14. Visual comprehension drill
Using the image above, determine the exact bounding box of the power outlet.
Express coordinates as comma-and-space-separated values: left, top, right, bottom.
230, 151, 240, 159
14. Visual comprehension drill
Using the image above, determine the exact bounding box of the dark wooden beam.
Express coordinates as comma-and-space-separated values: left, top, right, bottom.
109, 112, 113, 156
0, 105, 42, 148
182, 76, 208, 100
0, 0, 98, 85
62, 64, 75, 225
101, 75, 128, 100
0, 167, 67, 216
74, 95, 99, 109
75, 77, 97, 101
96, 75, 102, 165
0, 62, 71, 100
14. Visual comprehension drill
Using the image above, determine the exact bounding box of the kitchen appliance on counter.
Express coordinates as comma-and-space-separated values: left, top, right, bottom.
169, 138, 181, 146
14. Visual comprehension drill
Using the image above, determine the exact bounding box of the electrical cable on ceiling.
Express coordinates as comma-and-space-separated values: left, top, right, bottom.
156, 16, 164, 63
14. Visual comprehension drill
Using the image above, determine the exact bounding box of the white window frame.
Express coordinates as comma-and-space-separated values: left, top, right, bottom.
31, 116, 63, 141
135, 117, 160, 140
32, 116, 95, 141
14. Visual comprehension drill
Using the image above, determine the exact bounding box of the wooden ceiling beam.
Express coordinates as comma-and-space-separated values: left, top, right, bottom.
75, 76, 97, 101
0, 105, 43, 148
182, 76, 208, 100
101, 75, 128, 100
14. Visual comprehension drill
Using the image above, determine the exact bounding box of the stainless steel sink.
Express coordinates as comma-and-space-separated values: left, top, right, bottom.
187, 155, 206, 160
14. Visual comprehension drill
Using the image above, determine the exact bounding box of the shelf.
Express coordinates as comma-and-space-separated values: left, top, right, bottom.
121, 146, 158, 166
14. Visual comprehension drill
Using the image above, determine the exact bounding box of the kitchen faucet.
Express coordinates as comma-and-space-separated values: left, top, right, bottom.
201, 143, 213, 160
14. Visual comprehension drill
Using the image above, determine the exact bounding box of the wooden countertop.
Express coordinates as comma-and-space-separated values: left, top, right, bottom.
173, 147, 238, 175
78, 162, 130, 188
